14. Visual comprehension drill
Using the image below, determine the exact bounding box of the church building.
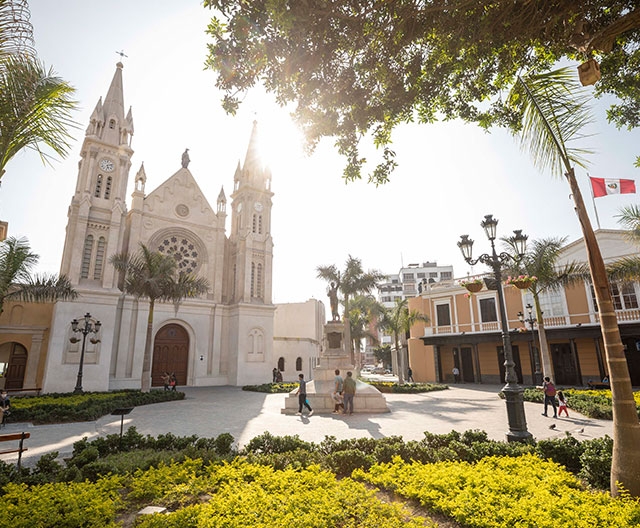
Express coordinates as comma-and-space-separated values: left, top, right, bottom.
39, 62, 276, 392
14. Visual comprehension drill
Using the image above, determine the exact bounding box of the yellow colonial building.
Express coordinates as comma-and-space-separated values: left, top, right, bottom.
408, 230, 640, 387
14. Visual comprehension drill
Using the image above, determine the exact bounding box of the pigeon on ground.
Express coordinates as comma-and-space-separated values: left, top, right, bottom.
549, 424, 556, 430
575, 427, 585, 433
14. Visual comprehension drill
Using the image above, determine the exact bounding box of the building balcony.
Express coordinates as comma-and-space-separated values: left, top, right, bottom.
423, 307, 640, 337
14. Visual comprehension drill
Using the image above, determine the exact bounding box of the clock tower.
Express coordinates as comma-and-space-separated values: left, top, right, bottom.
59, 62, 134, 289
229, 121, 274, 304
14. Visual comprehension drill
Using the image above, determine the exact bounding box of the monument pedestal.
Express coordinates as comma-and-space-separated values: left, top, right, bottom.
283, 321, 388, 414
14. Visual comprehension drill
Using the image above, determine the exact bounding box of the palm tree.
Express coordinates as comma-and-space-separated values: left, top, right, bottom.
509, 67, 640, 497
607, 205, 640, 281
503, 236, 589, 381
110, 243, 209, 392
317, 256, 384, 364
0, 236, 77, 314
0, 54, 77, 181
378, 297, 429, 384
347, 294, 382, 366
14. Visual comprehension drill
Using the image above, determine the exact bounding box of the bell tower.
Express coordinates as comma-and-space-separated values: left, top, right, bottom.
60, 62, 134, 289
229, 121, 274, 304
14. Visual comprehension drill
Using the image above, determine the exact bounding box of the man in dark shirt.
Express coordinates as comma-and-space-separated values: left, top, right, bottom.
296, 374, 313, 416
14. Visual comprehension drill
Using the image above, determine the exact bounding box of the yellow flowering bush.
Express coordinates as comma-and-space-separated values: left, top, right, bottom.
134, 461, 432, 528
0, 476, 124, 528
354, 454, 640, 527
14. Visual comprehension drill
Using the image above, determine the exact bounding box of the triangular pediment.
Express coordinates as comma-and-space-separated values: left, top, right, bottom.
144, 168, 216, 223
558, 229, 638, 265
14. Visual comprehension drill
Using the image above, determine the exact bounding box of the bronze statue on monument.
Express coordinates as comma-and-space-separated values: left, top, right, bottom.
328, 281, 340, 322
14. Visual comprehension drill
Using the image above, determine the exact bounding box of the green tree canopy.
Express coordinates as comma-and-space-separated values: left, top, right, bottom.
205, 0, 640, 183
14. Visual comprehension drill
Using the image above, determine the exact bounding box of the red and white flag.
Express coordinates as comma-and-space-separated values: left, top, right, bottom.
589, 177, 636, 198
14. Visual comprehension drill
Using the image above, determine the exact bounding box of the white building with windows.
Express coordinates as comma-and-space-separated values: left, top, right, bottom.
375, 261, 454, 369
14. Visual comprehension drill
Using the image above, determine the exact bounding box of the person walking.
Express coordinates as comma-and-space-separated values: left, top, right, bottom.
540, 376, 558, 418
342, 371, 356, 415
272, 367, 278, 383
407, 366, 414, 383
452, 366, 460, 383
557, 390, 569, 417
333, 369, 344, 414
161, 372, 171, 391
0, 390, 10, 427
296, 373, 313, 416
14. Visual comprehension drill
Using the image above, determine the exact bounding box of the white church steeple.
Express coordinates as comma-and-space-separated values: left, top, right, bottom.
59, 63, 134, 288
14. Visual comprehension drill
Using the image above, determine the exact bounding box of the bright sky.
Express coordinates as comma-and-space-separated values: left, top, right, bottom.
2, 1, 639, 306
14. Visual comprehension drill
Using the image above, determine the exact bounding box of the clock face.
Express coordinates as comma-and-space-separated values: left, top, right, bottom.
254, 201, 263, 212
99, 158, 114, 172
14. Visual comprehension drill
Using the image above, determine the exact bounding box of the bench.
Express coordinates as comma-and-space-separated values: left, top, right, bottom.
4, 387, 42, 396
0, 432, 30, 469
587, 381, 610, 390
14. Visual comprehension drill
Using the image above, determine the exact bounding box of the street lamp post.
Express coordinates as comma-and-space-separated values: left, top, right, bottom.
518, 303, 543, 386
458, 214, 532, 442
70, 313, 101, 394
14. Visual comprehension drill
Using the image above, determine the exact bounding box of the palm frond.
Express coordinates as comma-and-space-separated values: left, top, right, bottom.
607, 257, 640, 282
615, 204, 640, 246
0, 54, 78, 178
6, 273, 77, 304
0, 236, 39, 289
508, 67, 594, 177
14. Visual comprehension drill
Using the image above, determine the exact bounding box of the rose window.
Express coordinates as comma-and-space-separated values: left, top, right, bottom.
158, 236, 199, 274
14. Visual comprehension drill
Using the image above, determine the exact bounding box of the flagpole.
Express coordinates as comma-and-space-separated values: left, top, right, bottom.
588, 173, 602, 230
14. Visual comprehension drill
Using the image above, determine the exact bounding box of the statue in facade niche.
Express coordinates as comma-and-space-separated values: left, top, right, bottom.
181, 148, 190, 168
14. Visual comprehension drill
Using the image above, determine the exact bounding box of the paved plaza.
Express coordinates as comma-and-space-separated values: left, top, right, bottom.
1, 385, 614, 466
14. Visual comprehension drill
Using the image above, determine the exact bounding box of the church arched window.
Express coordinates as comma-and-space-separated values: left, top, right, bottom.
252, 214, 257, 233
258, 215, 263, 234
250, 262, 255, 297
109, 119, 116, 129
256, 263, 263, 299
93, 237, 106, 280
94, 175, 102, 197
104, 176, 112, 199
278, 357, 285, 372
296, 357, 302, 371
81, 235, 94, 279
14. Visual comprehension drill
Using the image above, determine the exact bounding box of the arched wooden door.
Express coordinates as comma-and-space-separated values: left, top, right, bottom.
3, 343, 27, 389
151, 324, 189, 387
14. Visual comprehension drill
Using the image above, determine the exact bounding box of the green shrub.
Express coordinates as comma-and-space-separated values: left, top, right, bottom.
8, 390, 184, 424
365, 381, 448, 393
534, 434, 585, 474
241, 431, 315, 455
242, 382, 297, 393
520, 388, 640, 420
579, 435, 613, 490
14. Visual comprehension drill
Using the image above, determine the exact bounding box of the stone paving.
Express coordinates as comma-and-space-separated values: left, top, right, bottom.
0, 384, 614, 466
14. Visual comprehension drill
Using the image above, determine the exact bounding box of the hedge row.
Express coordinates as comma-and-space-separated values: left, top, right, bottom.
8, 390, 184, 424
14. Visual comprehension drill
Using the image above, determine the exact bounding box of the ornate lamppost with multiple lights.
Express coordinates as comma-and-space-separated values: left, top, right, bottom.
70, 313, 101, 394
458, 214, 532, 442
518, 303, 543, 386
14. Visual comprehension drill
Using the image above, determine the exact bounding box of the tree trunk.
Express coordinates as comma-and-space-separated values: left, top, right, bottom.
140, 299, 155, 393
566, 168, 640, 497
395, 333, 405, 385
533, 294, 554, 380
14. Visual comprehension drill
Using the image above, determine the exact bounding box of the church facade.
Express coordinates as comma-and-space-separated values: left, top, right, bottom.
40, 62, 276, 392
